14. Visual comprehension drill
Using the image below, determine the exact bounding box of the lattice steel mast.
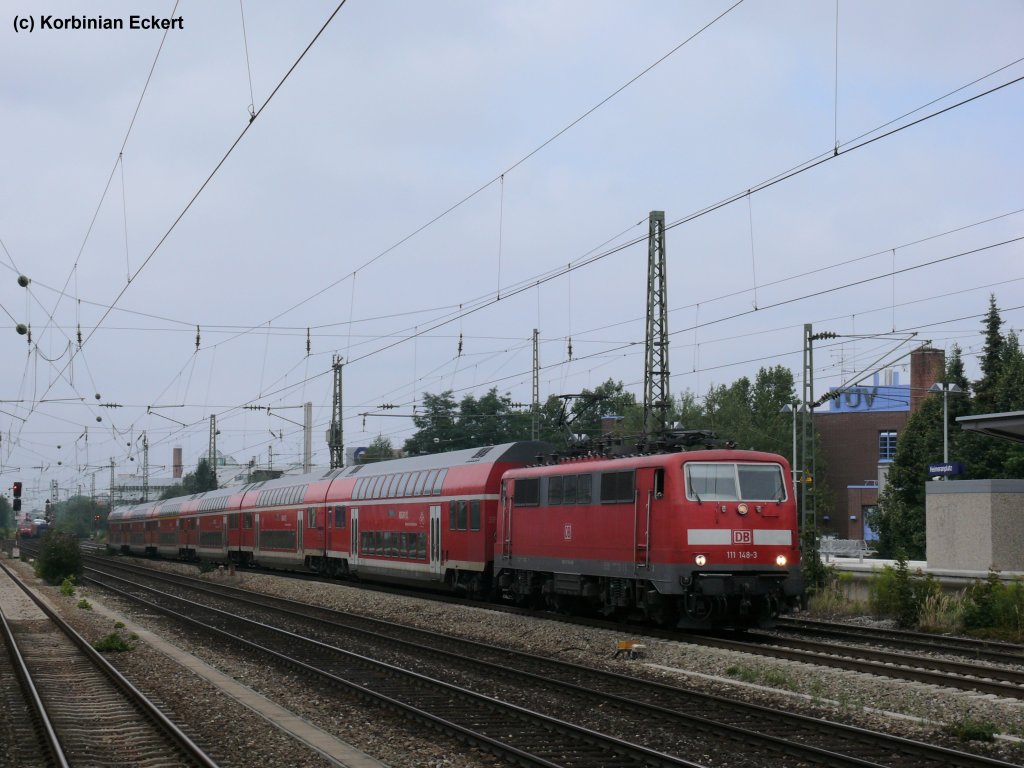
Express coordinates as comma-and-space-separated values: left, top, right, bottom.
327, 355, 344, 469
643, 210, 670, 440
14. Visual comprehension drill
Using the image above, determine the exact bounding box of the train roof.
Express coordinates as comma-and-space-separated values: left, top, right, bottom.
325, 441, 552, 480
503, 448, 789, 475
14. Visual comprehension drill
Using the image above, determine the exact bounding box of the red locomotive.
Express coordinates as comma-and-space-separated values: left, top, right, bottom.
107, 440, 804, 628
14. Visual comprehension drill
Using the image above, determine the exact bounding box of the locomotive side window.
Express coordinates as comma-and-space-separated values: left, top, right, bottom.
654, 468, 665, 498
548, 476, 563, 505
562, 475, 577, 505
576, 474, 592, 504
470, 500, 481, 531
737, 464, 787, 501
600, 471, 635, 504
514, 477, 539, 506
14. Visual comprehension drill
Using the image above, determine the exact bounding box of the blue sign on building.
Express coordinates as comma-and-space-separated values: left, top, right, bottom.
928, 462, 965, 476
827, 371, 910, 413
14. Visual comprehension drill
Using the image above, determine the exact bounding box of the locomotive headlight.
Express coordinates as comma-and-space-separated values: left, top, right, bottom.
695, 554, 707, 566
775, 555, 787, 567
737, 503, 749, 515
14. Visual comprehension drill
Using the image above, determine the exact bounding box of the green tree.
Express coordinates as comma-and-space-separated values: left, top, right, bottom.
361, 435, 396, 463
52, 495, 104, 539
403, 391, 461, 454
160, 458, 218, 499
0, 495, 12, 533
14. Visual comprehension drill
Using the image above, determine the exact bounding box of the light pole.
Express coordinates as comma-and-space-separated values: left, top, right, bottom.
780, 403, 808, 490
929, 382, 962, 474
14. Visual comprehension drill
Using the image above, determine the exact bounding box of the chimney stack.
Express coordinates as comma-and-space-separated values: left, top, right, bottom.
910, 347, 945, 414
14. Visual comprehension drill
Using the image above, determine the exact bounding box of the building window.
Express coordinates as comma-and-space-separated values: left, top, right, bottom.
879, 431, 898, 462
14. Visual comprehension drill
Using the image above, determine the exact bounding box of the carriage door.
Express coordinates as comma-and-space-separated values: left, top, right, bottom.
429, 505, 442, 576
296, 509, 304, 556
349, 508, 359, 567
634, 467, 662, 568
500, 480, 512, 559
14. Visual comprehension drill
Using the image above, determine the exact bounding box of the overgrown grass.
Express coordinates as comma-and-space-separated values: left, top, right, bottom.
76, 598, 92, 611
808, 571, 865, 616
809, 560, 1024, 640
724, 663, 797, 690
945, 716, 997, 742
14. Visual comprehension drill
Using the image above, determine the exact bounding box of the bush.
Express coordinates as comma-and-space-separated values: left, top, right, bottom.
962, 572, 1024, 639
34, 531, 83, 586
77, 598, 92, 610
59, 576, 76, 597
93, 632, 133, 652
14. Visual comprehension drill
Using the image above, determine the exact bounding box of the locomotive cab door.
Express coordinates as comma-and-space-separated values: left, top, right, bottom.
634, 467, 666, 568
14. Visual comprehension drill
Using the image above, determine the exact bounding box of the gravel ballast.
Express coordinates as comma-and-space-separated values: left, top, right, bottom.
8, 554, 1024, 767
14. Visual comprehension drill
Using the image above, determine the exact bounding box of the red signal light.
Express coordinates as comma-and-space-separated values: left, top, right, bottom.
12, 481, 22, 497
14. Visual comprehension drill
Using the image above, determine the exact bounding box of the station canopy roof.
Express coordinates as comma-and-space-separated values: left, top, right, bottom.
956, 411, 1024, 444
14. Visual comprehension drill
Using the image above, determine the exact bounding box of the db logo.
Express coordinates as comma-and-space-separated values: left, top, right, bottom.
564, 524, 572, 540
733, 529, 752, 544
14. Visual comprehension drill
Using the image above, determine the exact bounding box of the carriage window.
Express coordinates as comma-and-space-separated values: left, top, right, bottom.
576, 474, 591, 504
514, 477, 539, 506
369, 475, 384, 499
456, 500, 468, 531
228, 514, 239, 529
548, 476, 563, 505
242, 513, 253, 529
334, 506, 347, 528
600, 471, 635, 504
307, 507, 317, 528
412, 471, 428, 496
449, 501, 457, 530
432, 468, 448, 495
423, 469, 439, 496
470, 500, 481, 531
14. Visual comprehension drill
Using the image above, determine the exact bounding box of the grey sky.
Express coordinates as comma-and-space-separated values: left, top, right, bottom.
2, 1, 1022, 505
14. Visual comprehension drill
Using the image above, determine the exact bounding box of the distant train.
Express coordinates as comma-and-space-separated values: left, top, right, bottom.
107, 441, 804, 629
17, 518, 50, 539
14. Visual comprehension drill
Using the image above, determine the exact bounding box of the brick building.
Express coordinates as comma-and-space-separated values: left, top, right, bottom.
815, 347, 945, 539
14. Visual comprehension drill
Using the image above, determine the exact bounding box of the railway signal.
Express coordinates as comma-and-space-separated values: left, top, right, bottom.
12, 481, 22, 512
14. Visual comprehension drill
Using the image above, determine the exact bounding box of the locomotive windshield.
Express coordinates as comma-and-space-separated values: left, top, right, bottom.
685, 462, 786, 502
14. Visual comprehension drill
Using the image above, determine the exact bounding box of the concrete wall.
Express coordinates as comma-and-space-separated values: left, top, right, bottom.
926, 480, 1024, 571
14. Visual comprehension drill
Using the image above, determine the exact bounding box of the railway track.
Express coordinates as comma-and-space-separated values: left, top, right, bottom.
61, 547, 1024, 699
0, 559, 218, 768
83, 557, 1024, 768
773, 616, 1024, 666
